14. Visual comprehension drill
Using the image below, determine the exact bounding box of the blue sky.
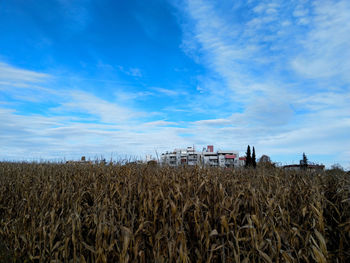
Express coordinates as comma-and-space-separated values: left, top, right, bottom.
1, 0, 349, 168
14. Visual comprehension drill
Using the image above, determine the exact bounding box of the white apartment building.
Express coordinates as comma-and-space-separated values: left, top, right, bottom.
161, 145, 245, 168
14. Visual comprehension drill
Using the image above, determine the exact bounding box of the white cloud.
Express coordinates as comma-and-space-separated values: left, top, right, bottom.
114, 89, 153, 102
53, 91, 141, 124
117, 65, 143, 78
0, 62, 50, 84
192, 118, 231, 126
143, 120, 178, 127
57, 0, 91, 31
292, 0, 350, 81
152, 87, 187, 97
0, 62, 60, 103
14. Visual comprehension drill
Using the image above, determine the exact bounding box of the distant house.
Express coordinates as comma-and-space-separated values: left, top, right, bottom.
283, 155, 325, 172
283, 164, 325, 171
66, 156, 92, 164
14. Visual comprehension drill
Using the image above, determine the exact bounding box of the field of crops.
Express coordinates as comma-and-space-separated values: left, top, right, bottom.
0, 162, 349, 262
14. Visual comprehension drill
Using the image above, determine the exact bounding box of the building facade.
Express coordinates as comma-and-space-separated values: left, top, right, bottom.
161, 145, 244, 168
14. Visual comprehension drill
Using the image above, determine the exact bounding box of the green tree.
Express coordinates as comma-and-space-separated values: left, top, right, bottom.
330, 163, 344, 171
252, 147, 256, 168
245, 145, 251, 168
259, 155, 271, 164
258, 155, 275, 168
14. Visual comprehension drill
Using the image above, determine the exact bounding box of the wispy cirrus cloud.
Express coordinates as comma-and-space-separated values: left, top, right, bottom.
0, 62, 58, 103
176, 0, 350, 94
292, 0, 350, 82
152, 87, 188, 97
117, 65, 143, 78
0, 62, 50, 85
57, 0, 92, 31
52, 90, 142, 123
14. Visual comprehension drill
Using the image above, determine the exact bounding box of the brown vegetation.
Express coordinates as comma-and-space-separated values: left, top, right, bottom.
0, 162, 349, 262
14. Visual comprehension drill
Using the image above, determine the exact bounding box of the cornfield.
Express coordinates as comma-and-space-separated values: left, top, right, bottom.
0, 162, 349, 262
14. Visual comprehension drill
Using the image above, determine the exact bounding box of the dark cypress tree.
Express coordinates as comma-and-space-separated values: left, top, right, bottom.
252, 147, 256, 168
245, 145, 251, 168
301, 152, 308, 170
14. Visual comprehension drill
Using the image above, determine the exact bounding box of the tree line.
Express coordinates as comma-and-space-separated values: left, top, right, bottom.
244, 146, 315, 170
